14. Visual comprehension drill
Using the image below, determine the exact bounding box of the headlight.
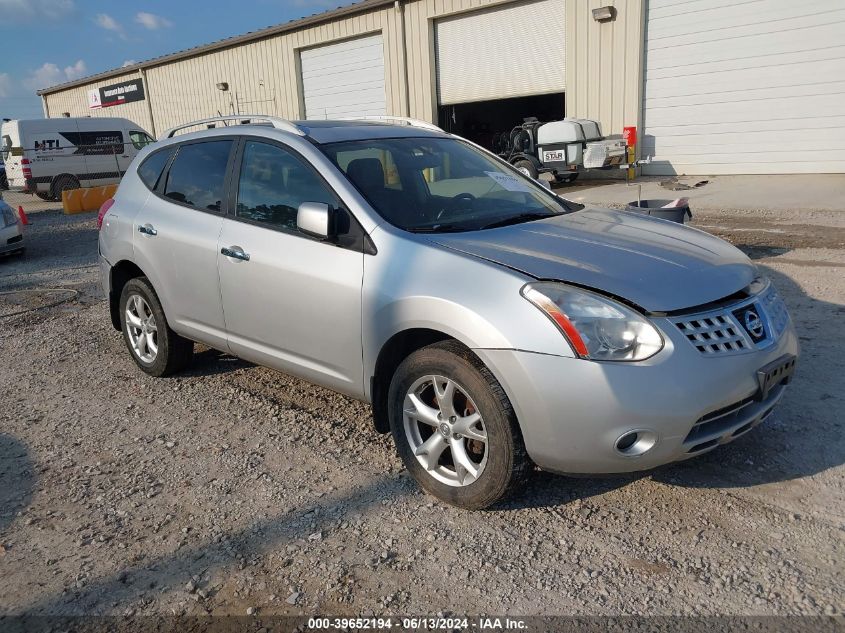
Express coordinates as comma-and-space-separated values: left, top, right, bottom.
522, 282, 664, 361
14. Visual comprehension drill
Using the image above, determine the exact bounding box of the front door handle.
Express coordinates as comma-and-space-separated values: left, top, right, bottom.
221, 246, 250, 261
138, 224, 157, 236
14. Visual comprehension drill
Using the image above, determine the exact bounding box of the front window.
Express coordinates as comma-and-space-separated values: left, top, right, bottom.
130, 131, 155, 150
320, 137, 579, 232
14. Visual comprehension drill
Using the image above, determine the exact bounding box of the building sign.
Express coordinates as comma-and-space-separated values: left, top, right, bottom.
88, 89, 102, 109
96, 79, 145, 108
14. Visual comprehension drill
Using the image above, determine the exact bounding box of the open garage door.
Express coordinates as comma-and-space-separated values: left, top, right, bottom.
434, 0, 566, 147
300, 34, 387, 120
643, 0, 845, 175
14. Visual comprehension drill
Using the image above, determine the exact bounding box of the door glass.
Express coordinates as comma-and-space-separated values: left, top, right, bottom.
164, 140, 232, 211
130, 131, 155, 150
236, 141, 338, 231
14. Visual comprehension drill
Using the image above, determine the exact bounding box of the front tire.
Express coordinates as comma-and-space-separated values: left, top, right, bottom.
50, 174, 80, 202
119, 277, 193, 377
388, 341, 531, 509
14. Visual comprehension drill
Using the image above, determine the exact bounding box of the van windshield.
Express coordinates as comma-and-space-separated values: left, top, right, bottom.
320, 137, 580, 233
1, 135, 12, 161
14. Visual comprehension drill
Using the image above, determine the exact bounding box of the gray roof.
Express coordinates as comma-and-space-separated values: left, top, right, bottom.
296, 120, 446, 144
37, 0, 394, 96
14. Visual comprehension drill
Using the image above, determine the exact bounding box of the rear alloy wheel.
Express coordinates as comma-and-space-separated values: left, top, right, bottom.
120, 277, 193, 377
388, 341, 531, 509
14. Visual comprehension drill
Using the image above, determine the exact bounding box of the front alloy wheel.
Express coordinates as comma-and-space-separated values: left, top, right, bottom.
403, 375, 488, 487
388, 341, 531, 509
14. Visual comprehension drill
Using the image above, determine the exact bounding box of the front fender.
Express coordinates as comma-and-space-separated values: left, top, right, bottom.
362, 229, 575, 398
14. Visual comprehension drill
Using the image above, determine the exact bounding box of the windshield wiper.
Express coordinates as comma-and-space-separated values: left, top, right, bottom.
407, 223, 471, 233
480, 212, 558, 230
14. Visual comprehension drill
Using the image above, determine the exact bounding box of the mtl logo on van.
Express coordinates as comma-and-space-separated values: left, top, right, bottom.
34, 139, 63, 151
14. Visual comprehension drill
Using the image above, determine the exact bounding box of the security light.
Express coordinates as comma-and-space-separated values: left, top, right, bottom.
592, 6, 616, 22
216, 82, 229, 91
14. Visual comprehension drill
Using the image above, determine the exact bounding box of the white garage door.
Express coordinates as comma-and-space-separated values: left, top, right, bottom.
643, 0, 845, 175
435, 0, 566, 105
300, 34, 387, 119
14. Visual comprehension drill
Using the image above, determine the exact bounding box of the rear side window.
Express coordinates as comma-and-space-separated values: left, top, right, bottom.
163, 140, 232, 212
137, 149, 171, 190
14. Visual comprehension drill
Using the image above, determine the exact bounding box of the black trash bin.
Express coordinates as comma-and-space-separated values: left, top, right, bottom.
626, 199, 692, 224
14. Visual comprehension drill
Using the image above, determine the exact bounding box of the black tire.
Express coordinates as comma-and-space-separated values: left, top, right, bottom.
50, 174, 80, 202
512, 159, 538, 180
0, 172, 8, 190
388, 340, 531, 509
119, 277, 193, 377
554, 172, 579, 185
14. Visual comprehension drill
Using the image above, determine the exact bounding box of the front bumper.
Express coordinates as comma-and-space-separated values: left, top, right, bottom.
0, 222, 24, 255
476, 319, 799, 474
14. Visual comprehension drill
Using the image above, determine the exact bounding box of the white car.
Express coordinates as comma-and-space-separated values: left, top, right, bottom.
0, 195, 24, 257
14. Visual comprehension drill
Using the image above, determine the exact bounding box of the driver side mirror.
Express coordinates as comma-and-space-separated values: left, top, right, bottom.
297, 202, 334, 239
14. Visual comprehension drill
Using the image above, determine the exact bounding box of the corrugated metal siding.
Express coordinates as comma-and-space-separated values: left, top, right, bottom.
565, 0, 644, 141
44, 71, 155, 134
643, 0, 845, 175
435, 0, 566, 105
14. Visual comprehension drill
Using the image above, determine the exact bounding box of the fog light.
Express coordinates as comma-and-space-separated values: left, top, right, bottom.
615, 430, 657, 456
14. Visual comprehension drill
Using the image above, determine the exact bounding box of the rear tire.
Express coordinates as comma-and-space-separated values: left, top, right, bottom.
119, 277, 193, 377
388, 340, 531, 509
50, 174, 80, 202
512, 159, 538, 180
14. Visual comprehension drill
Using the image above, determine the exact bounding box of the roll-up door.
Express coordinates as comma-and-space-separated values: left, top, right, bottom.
643, 0, 845, 175
300, 34, 387, 119
435, 0, 566, 105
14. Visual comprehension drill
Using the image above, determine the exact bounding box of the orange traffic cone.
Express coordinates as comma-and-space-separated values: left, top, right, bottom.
17, 206, 29, 225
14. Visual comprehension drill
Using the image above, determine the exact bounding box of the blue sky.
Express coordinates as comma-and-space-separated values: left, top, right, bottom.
0, 0, 358, 120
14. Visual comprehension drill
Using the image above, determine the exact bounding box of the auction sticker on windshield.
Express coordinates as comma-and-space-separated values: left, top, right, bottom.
485, 171, 535, 193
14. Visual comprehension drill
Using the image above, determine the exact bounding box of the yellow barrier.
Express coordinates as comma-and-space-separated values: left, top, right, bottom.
62, 184, 118, 215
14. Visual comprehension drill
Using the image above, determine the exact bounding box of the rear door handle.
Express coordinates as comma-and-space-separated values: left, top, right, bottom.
221, 246, 250, 261
138, 224, 157, 236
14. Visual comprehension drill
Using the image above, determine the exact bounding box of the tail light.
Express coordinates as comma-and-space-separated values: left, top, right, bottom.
21, 158, 32, 180
97, 198, 115, 229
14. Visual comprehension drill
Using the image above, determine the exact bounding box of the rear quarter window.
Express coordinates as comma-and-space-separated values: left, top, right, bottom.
163, 141, 232, 212
137, 148, 172, 190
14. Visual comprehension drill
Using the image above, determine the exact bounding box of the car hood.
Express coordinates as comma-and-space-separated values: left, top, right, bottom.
429, 208, 756, 313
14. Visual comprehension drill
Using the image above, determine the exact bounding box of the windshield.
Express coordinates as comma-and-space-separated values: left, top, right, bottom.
320, 136, 579, 232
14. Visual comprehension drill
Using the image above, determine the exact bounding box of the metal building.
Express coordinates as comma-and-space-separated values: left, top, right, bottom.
37, 0, 845, 175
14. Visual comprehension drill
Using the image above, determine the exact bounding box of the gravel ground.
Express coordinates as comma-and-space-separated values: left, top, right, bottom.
0, 190, 843, 618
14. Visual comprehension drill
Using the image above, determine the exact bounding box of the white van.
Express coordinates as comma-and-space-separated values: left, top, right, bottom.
0, 117, 154, 201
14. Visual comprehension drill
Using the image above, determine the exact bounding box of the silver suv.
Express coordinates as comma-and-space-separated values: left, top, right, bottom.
99, 115, 798, 509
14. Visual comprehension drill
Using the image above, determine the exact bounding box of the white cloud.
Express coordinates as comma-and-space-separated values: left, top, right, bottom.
135, 11, 172, 30
95, 13, 125, 38
0, 0, 75, 22
122, 60, 138, 68
0, 73, 12, 99
24, 59, 87, 90
64, 59, 87, 80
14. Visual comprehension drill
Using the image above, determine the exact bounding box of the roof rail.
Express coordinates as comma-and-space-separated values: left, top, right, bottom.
339, 115, 443, 132
160, 115, 305, 140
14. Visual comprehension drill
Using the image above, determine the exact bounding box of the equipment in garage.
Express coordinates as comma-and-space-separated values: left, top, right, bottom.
495, 118, 627, 182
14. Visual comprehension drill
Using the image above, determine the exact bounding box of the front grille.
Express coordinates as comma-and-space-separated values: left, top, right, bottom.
674, 314, 749, 354
671, 282, 790, 356
7, 234, 22, 244
683, 384, 784, 449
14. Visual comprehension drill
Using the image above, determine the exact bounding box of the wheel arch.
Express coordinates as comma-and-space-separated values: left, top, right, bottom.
108, 260, 147, 330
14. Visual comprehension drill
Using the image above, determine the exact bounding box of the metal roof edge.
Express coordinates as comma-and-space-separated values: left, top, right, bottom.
36, 0, 396, 96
